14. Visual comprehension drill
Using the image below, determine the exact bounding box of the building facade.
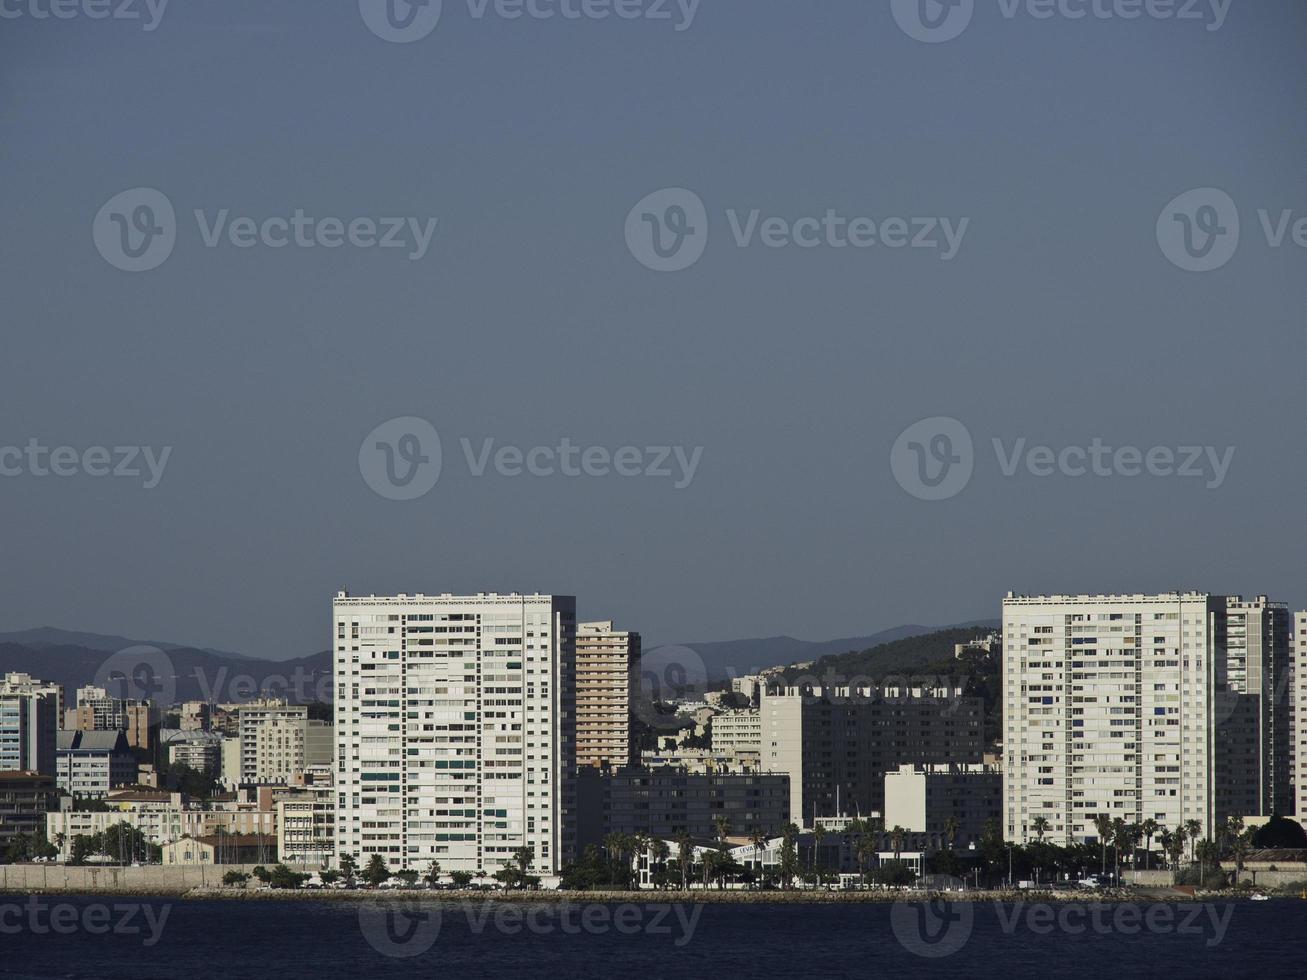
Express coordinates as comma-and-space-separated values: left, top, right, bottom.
333, 592, 577, 877
233, 699, 333, 784
574, 621, 640, 770
761, 685, 985, 826
1002, 592, 1285, 847
710, 708, 762, 758
576, 768, 790, 850
55, 730, 136, 798
0, 772, 57, 849
883, 763, 1002, 846
1222, 596, 1292, 816
64, 685, 152, 751
0, 673, 62, 776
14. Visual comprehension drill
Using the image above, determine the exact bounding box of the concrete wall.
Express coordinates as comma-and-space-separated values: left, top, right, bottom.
0, 862, 320, 894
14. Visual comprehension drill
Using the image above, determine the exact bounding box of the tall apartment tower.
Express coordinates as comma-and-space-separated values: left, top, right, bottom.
1293, 612, 1307, 821
1002, 592, 1283, 847
333, 592, 577, 878
1222, 596, 1291, 816
574, 621, 640, 770
0, 673, 62, 775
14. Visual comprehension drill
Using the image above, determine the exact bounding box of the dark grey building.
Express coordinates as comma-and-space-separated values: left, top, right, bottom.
576, 768, 790, 850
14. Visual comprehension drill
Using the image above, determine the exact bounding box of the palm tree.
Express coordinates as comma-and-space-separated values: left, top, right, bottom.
1195, 838, 1219, 886
856, 832, 876, 890
1141, 819, 1158, 871
943, 816, 959, 853
675, 832, 694, 892
1229, 829, 1252, 883
780, 823, 801, 889
812, 824, 826, 873
650, 839, 671, 889
749, 827, 768, 887
1031, 816, 1050, 843
1184, 819, 1202, 865
1093, 813, 1112, 878
890, 825, 906, 863
1110, 818, 1129, 884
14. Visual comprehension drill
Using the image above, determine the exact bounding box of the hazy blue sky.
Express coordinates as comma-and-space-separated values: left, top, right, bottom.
3, 0, 1306, 659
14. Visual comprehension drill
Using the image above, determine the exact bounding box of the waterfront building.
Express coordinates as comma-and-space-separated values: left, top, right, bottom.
333, 591, 577, 878
761, 684, 985, 826
575, 621, 640, 770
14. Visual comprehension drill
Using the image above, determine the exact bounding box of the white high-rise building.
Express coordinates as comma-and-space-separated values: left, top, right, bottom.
1003, 592, 1261, 847
333, 592, 576, 878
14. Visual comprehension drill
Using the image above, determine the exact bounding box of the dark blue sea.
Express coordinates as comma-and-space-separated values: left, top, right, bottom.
2, 894, 1305, 979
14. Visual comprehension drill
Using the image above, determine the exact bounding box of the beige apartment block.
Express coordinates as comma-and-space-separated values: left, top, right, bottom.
575, 620, 640, 770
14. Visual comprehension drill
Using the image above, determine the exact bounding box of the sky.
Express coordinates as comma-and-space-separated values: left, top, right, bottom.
3, 0, 1306, 659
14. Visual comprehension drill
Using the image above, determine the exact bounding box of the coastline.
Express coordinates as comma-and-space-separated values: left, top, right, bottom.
0, 885, 1275, 903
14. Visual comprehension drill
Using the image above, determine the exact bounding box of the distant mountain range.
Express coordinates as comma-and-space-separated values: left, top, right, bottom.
0, 619, 1000, 701
638, 620, 1001, 683
0, 629, 330, 706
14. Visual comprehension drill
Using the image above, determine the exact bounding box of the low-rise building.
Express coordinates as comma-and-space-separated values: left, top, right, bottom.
274, 769, 334, 866
577, 768, 790, 851
46, 788, 279, 861
55, 730, 136, 798
162, 833, 278, 865
0, 772, 57, 849
882, 763, 1002, 847
711, 708, 762, 757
